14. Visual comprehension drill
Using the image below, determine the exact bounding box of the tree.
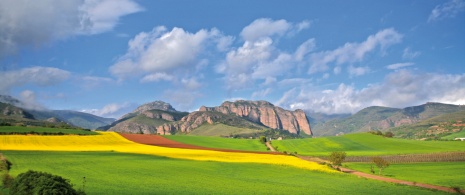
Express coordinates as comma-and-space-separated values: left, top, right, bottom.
372, 157, 389, 175
328, 151, 346, 169
259, 136, 267, 144
10, 170, 85, 195
384, 132, 394, 138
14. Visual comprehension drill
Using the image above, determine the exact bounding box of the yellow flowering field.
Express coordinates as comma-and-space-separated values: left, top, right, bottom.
0, 132, 335, 173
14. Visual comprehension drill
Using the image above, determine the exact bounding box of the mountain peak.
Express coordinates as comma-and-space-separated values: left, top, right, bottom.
133, 101, 176, 114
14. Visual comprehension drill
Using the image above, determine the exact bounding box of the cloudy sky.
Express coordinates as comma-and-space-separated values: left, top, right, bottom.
1, 0, 464, 118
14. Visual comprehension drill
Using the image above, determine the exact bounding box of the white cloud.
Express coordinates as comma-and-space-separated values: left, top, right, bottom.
348, 65, 370, 77
386, 62, 414, 70
251, 88, 272, 99
82, 102, 136, 118
308, 28, 403, 74
110, 26, 224, 80
0, 67, 70, 94
218, 18, 310, 90
240, 18, 310, 42
402, 47, 421, 59
140, 73, 174, 83
80, 76, 114, 89
0, 0, 142, 58
19, 90, 45, 110
79, 0, 143, 34
278, 70, 465, 114
428, 0, 465, 22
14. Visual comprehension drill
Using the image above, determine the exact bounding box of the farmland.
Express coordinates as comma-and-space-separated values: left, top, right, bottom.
0, 132, 332, 172
1, 151, 449, 195
271, 133, 465, 156
0, 126, 97, 135
163, 134, 268, 152
346, 162, 465, 189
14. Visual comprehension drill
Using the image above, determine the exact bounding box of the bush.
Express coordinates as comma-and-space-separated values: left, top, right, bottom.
1, 173, 14, 188
259, 136, 267, 144
10, 170, 85, 195
328, 151, 347, 168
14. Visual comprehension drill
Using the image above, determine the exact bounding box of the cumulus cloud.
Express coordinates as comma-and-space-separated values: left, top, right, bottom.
308, 28, 403, 74
0, 0, 142, 58
110, 26, 228, 82
82, 102, 136, 118
277, 70, 465, 114
0, 67, 70, 94
347, 65, 370, 77
386, 62, 414, 70
218, 18, 309, 90
428, 0, 465, 22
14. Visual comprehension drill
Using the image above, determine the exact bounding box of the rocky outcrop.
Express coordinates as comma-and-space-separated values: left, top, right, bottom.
199, 100, 312, 135
133, 101, 176, 114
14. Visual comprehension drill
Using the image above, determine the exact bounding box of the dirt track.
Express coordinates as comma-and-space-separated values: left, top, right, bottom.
119, 133, 283, 155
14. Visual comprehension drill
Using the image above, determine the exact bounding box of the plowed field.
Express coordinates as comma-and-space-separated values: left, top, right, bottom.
119, 133, 282, 155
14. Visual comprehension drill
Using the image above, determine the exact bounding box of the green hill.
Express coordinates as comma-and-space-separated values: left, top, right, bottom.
271, 133, 465, 156
311, 102, 465, 137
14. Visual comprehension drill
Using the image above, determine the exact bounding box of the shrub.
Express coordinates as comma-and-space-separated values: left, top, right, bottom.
1, 173, 14, 188
328, 151, 347, 168
10, 170, 85, 195
372, 157, 389, 175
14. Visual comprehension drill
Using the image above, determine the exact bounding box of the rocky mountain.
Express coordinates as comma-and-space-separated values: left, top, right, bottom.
0, 95, 115, 129
106, 100, 312, 136
104, 101, 188, 134
199, 100, 312, 135
311, 102, 465, 137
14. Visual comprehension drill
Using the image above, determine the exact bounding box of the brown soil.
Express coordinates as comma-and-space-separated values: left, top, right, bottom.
119, 133, 283, 155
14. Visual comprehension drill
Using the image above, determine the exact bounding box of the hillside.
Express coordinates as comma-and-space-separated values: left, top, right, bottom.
388, 110, 465, 139
312, 102, 465, 137
0, 95, 115, 129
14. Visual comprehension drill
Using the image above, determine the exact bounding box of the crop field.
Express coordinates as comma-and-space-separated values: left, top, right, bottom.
187, 123, 262, 136
0, 132, 331, 172
346, 162, 465, 189
0, 126, 97, 135
163, 134, 268, 152
272, 133, 465, 156
0, 151, 449, 194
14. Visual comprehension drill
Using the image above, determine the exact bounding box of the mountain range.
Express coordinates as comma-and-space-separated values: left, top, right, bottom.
0, 95, 115, 129
309, 102, 465, 138
102, 100, 312, 137
1, 94, 464, 139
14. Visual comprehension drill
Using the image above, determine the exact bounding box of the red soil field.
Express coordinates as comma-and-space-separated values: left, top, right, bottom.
119, 133, 283, 155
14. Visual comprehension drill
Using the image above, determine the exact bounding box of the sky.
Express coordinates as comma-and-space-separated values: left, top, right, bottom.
1, 0, 464, 118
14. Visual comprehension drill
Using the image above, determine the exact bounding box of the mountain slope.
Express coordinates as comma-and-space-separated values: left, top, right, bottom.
312, 102, 465, 137
0, 95, 114, 129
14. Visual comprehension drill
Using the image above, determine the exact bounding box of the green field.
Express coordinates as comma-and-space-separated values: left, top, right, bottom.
187, 123, 263, 136
272, 133, 465, 156
0, 126, 97, 135
1, 151, 448, 194
441, 130, 465, 140
164, 134, 268, 152
346, 162, 465, 189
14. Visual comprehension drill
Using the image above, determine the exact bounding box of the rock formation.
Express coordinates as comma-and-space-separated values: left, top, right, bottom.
199, 100, 312, 135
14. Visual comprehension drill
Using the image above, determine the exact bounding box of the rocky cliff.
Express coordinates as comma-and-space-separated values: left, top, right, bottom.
199, 100, 312, 135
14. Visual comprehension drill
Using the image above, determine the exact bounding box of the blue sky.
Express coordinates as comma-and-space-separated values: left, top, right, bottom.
1, 0, 464, 118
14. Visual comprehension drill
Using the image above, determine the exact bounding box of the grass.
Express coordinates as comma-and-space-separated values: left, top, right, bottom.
1, 151, 449, 195
187, 123, 263, 137
163, 134, 268, 152
0, 126, 97, 135
346, 162, 465, 189
272, 133, 465, 156
441, 130, 465, 140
